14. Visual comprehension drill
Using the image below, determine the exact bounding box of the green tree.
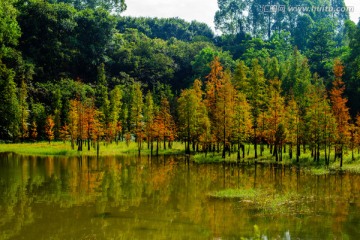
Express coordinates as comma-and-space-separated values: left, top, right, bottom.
19, 79, 29, 142
53, 88, 62, 140
191, 47, 235, 80
95, 63, 110, 126
130, 82, 144, 153
109, 85, 122, 142
177, 80, 209, 154
232, 92, 252, 160
0, 0, 21, 59
247, 59, 266, 159
306, 20, 337, 79
0, 66, 20, 141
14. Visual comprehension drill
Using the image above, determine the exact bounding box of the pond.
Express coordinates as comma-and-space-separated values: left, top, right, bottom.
1, 152, 360, 239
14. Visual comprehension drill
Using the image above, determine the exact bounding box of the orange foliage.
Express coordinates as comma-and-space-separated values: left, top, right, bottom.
45, 115, 55, 143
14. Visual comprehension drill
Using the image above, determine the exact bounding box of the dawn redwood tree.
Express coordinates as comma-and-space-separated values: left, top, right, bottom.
53, 88, 62, 140
59, 124, 69, 143
178, 88, 200, 154
19, 79, 29, 142
233, 60, 249, 92
205, 56, 225, 153
109, 85, 122, 143
178, 79, 208, 154
131, 82, 144, 153
232, 92, 252, 161
152, 108, 164, 156
68, 100, 79, 150
330, 60, 351, 167
285, 95, 301, 161
45, 115, 55, 144
30, 121, 38, 141
96, 63, 110, 135
83, 99, 97, 150
266, 79, 285, 161
355, 114, 360, 154
143, 91, 155, 151
247, 59, 266, 159
216, 70, 235, 159
159, 97, 176, 150
302, 74, 337, 164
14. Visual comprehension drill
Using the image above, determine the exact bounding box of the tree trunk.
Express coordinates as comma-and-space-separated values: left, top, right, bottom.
254, 127, 258, 159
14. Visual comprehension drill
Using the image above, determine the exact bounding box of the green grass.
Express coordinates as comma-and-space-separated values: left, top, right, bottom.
0, 141, 185, 157
208, 188, 313, 214
208, 188, 260, 199
2, 142, 360, 174
191, 144, 360, 174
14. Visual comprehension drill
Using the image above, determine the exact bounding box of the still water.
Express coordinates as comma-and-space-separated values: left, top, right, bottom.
1, 153, 360, 239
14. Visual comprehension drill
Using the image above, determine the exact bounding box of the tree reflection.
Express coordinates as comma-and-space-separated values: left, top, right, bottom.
1, 153, 360, 239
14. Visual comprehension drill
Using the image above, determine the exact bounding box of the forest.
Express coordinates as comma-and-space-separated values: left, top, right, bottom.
1, 0, 360, 167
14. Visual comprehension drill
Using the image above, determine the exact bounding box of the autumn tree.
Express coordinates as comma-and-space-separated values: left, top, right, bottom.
45, 115, 55, 144
216, 71, 236, 158
30, 121, 38, 141
159, 97, 176, 150
266, 79, 284, 161
204, 56, 225, 153
68, 100, 79, 150
330, 60, 351, 167
144, 91, 155, 151
83, 99, 97, 150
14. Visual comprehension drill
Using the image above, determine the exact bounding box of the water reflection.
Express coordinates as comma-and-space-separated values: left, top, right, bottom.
1, 153, 360, 239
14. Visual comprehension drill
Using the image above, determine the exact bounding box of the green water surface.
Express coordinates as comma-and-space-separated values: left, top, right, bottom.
1, 153, 360, 239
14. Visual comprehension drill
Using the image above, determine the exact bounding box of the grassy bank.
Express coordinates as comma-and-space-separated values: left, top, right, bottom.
2, 142, 360, 174
0, 141, 185, 157
191, 144, 360, 173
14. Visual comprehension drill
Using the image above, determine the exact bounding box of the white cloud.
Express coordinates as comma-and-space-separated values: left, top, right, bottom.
121, 0, 360, 32
345, 0, 360, 23
122, 0, 219, 30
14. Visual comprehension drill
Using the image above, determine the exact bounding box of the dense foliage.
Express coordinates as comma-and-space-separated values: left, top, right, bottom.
1, 0, 360, 166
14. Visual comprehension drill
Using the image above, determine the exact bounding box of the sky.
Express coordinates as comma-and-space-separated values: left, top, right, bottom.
122, 0, 360, 32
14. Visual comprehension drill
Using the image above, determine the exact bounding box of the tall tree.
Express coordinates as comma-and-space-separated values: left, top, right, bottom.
247, 59, 266, 159
178, 79, 209, 154
216, 71, 236, 158
266, 78, 284, 161
143, 91, 155, 151
68, 99, 79, 150
205, 56, 224, 152
0, 66, 20, 141
19, 79, 29, 142
330, 59, 351, 167
45, 115, 55, 144
130, 82, 144, 153
232, 92, 252, 160
109, 85, 122, 142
